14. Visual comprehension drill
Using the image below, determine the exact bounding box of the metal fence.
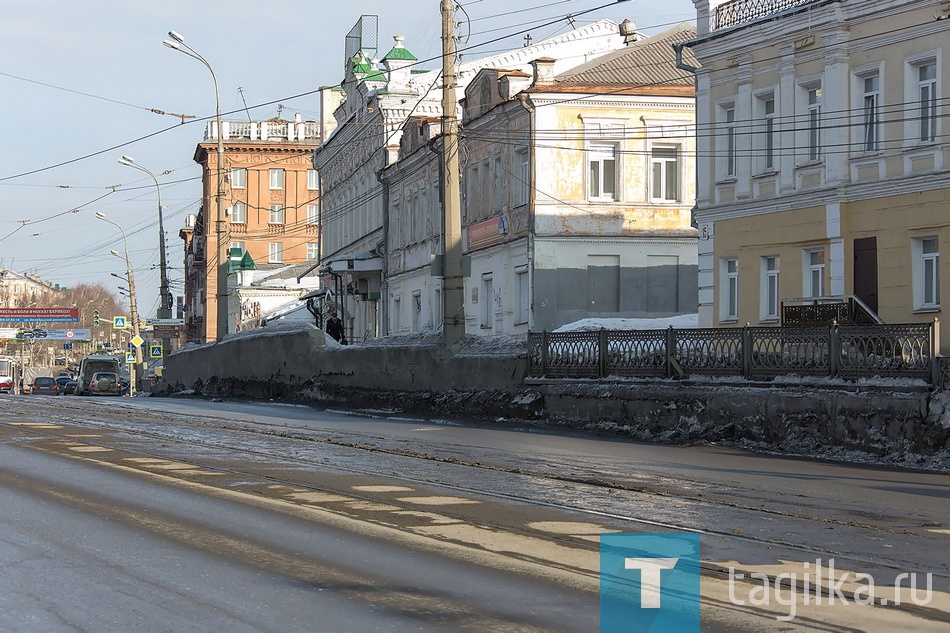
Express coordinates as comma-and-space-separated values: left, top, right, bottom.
528, 322, 941, 385
713, 0, 820, 30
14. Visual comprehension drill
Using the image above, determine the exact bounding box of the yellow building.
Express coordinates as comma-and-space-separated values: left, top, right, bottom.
686, 0, 950, 346
184, 116, 321, 342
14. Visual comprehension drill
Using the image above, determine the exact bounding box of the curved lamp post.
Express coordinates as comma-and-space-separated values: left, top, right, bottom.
96, 211, 143, 395
163, 30, 229, 342
119, 155, 172, 354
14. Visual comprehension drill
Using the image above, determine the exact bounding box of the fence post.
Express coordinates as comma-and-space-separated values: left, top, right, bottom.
932, 318, 941, 387
666, 326, 675, 379
829, 321, 839, 379
742, 324, 752, 379
599, 328, 608, 378
540, 331, 548, 378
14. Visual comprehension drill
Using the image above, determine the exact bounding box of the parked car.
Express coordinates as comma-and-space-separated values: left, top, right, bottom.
61, 380, 77, 395
30, 376, 59, 395
88, 371, 121, 396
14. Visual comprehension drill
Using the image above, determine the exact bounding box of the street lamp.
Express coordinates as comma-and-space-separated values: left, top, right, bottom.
163, 30, 229, 342
96, 211, 143, 395
119, 155, 172, 353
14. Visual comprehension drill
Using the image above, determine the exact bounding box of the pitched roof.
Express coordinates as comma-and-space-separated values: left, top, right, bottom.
553, 24, 697, 89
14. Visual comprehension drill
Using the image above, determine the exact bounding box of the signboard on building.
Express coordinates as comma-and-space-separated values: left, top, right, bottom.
153, 325, 181, 339
467, 216, 508, 251
0, 307, 79, 322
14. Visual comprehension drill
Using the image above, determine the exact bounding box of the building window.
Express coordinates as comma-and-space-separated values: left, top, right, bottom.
269, 168, 285, 190
725, 107, 737, 177
918, 63, 937, 143
807, 87, 822, 161
515, 149, 529, 207
307, 204, 319, 225
651, 146, 679, 202
588, 144, 617, 201
515, 266, 529, 325
307, 169, 320, 190
913, 237, 940, 309
269, 204, 284, 224
230, 168, 246, 189
268, 242, 283, 263
306, 242, 319, 261
392, 295, 402, 333
805, 249, 825, 298
862, 75, 880, 152
757, 96, 776, 172
721, 258, 738, 321
761, 256, 780, 321
230, 202, 246, 224
230, 241, 245, 255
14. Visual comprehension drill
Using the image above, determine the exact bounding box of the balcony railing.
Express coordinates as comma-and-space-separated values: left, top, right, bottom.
204, 119, 321, 143
781, 295, 882, 326
713, 0, 820, 30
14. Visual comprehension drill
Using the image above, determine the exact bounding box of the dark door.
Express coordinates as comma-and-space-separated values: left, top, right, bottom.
853, 237, 878, 314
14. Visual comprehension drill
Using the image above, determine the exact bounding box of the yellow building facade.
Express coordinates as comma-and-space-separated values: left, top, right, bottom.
687, 0, 950, 347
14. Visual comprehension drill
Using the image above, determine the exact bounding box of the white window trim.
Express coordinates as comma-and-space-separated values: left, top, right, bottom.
587, 143, 619, 202
903, 51, 940, 148
307, 169, 320, 190
269, 204, 285, 225
268, 242, 283, 263
230, 168, 247, 189
912, 236, 941, 311
720, 257, 738, 322
649, 143, 680, 202
306, 242, 319, 261
754, 89, 778, 174
716, 100, 737, 181
760, 255, 780, 322
269, 168, 285, 190
514, 264, 529, 326
851, 62, 885, 156
230, 202, 247, 224
803, 248, 826, 298
307, 204, 319, 225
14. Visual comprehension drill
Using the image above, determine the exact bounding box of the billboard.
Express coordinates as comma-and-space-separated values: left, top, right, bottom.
0, 307, 80, 322
0, 327, 92, 341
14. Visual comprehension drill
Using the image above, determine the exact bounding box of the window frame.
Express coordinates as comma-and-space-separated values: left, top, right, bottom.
761, 255, 780, 321
269, 168, 285, 190
230, 168, 247, 189
230, 202, 247, 224
307, 169, 320, 190
307, 204, 319, 226
268, 242, 283, 263
515, 265, 529, 326
306, 242, 319, 261
912, 236, 941, 310
650, 144, 680, 202
804, 248, 826, 298
587, 143, 618, 202
720, 257, 739, 322
755, 91, 777, 173
269, 204, 285, 225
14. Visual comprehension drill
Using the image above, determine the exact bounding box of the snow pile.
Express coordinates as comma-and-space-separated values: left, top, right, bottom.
553, 314, 699, 332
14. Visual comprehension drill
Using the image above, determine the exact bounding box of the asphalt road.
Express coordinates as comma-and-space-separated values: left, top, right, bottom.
0, 394, 947, 632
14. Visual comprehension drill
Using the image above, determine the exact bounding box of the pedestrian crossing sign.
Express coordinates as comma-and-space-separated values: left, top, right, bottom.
113, 316, 127, 329
149, 344, 163, 359
125, 352, 136, 363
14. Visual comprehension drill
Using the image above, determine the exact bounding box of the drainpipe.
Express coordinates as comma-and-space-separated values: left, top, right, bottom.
673, 40, 701, 230
517, 93, 536, 331
376, 167, 390, 336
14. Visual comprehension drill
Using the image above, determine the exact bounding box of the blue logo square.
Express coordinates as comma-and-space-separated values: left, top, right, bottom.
600, 533, 701, 633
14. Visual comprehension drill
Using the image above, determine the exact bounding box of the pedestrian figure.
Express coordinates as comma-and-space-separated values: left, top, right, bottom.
325, 311, 346, 345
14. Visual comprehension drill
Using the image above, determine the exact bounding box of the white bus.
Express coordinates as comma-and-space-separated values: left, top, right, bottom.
0, 356, 21, 394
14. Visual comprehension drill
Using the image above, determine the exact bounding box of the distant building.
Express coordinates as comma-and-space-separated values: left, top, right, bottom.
182, 115, 322, 343
381, 25, 699, 336
0, 269, 64, 308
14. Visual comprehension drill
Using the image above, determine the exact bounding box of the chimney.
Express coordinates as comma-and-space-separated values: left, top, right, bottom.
531, 57, 556, 86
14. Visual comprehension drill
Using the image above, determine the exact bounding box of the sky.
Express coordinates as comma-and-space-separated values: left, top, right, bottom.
0, 0, 696, 318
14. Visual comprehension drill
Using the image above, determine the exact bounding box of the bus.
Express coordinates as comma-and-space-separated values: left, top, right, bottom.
0, 356, 21, 394
75, 354, 121, 396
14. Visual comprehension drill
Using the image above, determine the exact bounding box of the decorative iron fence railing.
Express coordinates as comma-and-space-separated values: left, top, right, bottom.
713, 0, 820, 30
527, 322, 941, 385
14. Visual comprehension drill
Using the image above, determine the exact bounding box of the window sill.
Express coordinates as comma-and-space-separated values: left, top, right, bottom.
719, 318, 738, 325
714, 177, 737, 185
794, 160, 823, 169
903, 142, 938, 154
913, 307, 941, 314
514, 320, 528, 326
758, 318, 780, 324
752, 169, 778, 179
849, 150, 884, 161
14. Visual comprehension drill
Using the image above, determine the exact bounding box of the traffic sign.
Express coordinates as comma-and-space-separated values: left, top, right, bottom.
64, 342, 73, 350
126, 352, 136, 364
66, 329, 75, 339
113, 316, 127, 330
96, 343, 104, 351
131, 335, 144, 348
146, 318, 185, 326
149, 344, 163, 359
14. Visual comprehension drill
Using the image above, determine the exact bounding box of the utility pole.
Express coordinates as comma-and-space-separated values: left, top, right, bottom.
441, 0, 465, 348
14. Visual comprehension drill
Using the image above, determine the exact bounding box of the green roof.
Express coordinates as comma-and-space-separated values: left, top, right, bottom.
383, 45, 417, 62
363, 70, 387, 83
229, 251, 255, 272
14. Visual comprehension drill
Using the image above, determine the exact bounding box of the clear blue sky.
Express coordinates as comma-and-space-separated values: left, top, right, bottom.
0, 0, 695, 317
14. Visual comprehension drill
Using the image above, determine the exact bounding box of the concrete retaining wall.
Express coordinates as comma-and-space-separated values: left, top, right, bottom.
161, 330, 950, 463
